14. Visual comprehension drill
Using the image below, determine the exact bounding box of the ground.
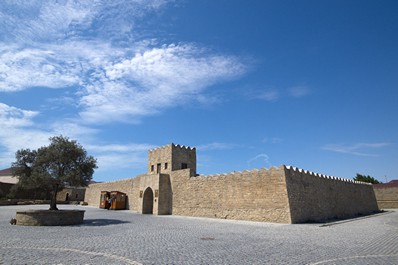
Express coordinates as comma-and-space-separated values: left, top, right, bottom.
0, 205, 397, 264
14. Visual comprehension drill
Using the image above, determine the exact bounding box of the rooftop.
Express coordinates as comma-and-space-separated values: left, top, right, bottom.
0, 168, 12, 177
373, 180, 398, 189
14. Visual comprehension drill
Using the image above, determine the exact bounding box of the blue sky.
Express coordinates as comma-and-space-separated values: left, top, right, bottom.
1, 0, 397, 182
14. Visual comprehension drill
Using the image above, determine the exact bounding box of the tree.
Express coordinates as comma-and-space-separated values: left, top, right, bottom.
11, 136, 97, 210
353, 173, 382, 184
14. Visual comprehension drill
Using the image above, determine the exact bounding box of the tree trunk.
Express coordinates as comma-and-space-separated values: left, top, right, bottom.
49, 187, 59, 211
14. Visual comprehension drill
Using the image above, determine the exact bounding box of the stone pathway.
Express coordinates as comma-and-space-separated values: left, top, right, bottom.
1, 205, 397, 264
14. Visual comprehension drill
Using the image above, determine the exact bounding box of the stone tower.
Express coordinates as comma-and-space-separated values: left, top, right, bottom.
148, 143, 196, 176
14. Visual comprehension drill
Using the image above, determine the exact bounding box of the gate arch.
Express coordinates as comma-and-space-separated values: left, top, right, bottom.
142, 187, 154, 214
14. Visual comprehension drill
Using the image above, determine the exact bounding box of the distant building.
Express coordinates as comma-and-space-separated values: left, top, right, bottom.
56, 186, 86, 202
0, 168, 17, 198
0, 167, 87, 201
85, 143, 379, 224
373, 180, 398, 209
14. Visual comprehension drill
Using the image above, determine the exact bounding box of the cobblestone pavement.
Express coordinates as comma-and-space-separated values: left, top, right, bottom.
1, 205, 397, 264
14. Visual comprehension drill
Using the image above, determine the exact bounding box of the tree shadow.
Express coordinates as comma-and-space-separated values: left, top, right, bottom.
81, 219, 131, 226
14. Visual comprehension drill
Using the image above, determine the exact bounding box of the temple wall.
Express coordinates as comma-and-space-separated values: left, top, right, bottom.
373, 187, 398, 209
169, 166, 291, 223
85, 178, 137, 211
284, 166, 379, 223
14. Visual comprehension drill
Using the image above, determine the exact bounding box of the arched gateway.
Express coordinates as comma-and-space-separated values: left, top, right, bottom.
142, 187, 154, 214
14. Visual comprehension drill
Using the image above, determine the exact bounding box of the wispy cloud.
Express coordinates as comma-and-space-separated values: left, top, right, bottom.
256, 89, 280, 102
0, 103, 39, 127
89, 145, 151, 173
248, 85, 310, 102
288, 85, 310, 98
0, 103, 52, 167
0, 1, 248, 175
262, 137, 283, 144
86, 143, 155, 153
197, 142, 243, 151
1, 1, 247, 123
79, 43, 246, 123
322, 142, 391, 157
247, 153, 271, 168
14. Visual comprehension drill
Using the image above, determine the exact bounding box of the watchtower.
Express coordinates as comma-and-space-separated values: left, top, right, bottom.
148, 143, 196, 176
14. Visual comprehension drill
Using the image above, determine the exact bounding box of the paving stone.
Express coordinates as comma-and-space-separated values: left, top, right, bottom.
0, 205, 397, 264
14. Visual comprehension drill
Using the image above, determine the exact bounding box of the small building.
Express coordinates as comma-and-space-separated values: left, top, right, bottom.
99, 191, 127, 210
56, 186, 86, 202
109, 191, 127, 210
373, 180, 398, 209
0, 168, 18, 198
99, 191, 110, 209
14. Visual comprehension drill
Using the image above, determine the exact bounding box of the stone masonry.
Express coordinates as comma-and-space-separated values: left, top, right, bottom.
85, 143, 379, 223
373, 180, 398, 209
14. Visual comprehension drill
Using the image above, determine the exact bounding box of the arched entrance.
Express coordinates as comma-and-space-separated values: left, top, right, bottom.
65, 193, 69, 201
142, 187, 154, 214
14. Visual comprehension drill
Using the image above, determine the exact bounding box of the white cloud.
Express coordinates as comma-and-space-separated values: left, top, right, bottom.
248, 85, 310, 102
256, 89, 280, 102
0, 1, 168, 43
247, 153, 271, 168
0, 103, 39, 127
1, 1, 247, 123
322, 142, 390, 157
0, 46, 82, 92
197, 142, 243, 151
86, 143, 154, 153
288, 86, 310, 98
94, 153, 147, 174
79, 44, 246, 123
0, 103, 52, 168
88, 143, 156, 174
0, 0, 249, 172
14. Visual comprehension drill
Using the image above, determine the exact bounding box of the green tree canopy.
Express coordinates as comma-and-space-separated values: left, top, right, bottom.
11, 136, 97, 210
353, 173, 382, 184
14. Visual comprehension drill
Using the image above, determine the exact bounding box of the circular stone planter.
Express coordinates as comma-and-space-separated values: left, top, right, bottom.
16, 210, 85, 226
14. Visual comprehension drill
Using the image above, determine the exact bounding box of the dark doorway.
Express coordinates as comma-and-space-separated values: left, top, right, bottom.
65, 193, 69, 201
142, 187, 154, 214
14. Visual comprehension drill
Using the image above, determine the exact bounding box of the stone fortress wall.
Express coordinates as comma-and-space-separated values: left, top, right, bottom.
56, 187, 86, 202
85, 143, 379, 224
284, 166, 379, 223
375, 187, 398, 209
170, 167, 291, 223
85, 178, 136, 209
373, 180, 398, 209
374, 187, 398, 209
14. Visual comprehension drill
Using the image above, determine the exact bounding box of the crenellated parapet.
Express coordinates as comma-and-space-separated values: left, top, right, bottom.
284, 165, 371, 185
172, 143, 196, 151
148, 143, 196, 153
197, 166, 282, 179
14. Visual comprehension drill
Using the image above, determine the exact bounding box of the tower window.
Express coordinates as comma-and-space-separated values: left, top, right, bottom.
151, 165, 154, 172
181, 163, 188, 169
165, 163, 168, 169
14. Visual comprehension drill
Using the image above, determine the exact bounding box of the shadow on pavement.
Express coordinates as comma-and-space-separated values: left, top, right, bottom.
81, 219, 131, 226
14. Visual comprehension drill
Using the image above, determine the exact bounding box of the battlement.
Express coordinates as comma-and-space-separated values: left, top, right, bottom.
284, 165, 371, 185
194, 165, 370, 186
148, 143, 196, 153
197, 166, 281, 179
